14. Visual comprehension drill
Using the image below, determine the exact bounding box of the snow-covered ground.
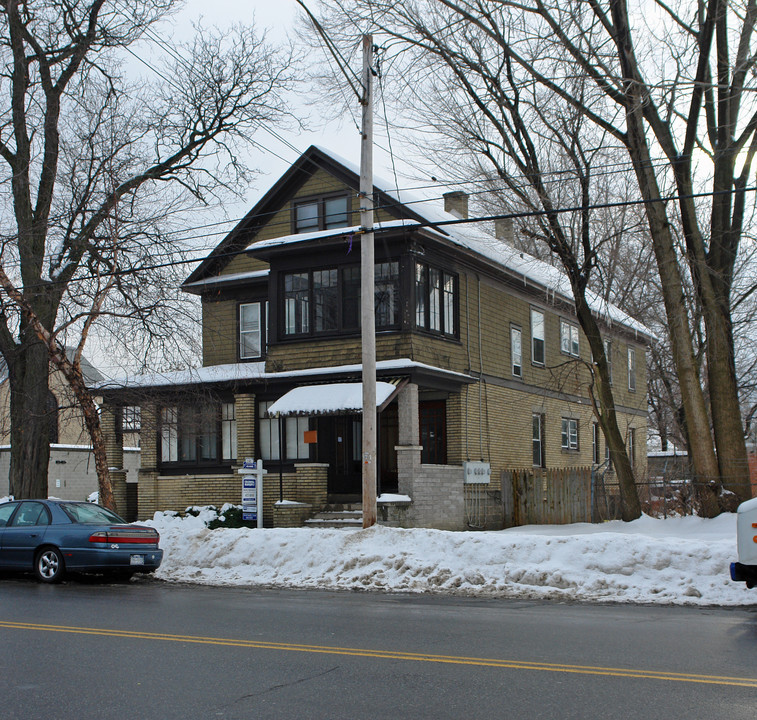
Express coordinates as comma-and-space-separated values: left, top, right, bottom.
144, 508, 754, 606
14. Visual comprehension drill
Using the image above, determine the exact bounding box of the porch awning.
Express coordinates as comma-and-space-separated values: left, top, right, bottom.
266, 381, 399, 418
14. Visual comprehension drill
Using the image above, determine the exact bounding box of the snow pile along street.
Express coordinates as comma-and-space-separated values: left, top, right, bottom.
145, 509, 751, 606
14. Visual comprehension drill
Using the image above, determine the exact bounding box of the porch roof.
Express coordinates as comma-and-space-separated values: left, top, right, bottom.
266, 381, 398, 417
95, 358, 474, 394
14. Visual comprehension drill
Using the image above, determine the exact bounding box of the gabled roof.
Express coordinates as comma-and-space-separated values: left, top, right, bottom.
184, 145, 652, 340
183, 145, 436, 287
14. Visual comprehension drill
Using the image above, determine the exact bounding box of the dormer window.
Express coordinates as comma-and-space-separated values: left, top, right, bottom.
293, 195, 350, 233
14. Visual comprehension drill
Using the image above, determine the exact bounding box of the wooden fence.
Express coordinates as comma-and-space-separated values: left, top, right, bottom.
502, 467, 598, 527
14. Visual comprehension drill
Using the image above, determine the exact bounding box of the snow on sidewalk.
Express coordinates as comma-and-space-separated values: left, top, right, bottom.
145, 510, 752, 606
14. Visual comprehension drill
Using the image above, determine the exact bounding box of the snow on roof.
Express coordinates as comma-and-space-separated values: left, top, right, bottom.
96, 362, 267, 390
183, 269, 269, 289
309, 146, 651, 339
97, 358, 472, 391
248, 219, 419, 253
266, 382, 397, 416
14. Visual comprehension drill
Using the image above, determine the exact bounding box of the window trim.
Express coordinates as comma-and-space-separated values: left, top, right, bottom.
292, 193, 351, 234
561, 417, 579, 451
282, 261, 400, 339
239, 301, 266, 360
257, 399, 312, 463
532, 413, 545, 467
628, 346, 637, 392
511, 324, 523, 378
560, 318, 580, 357
592, 422, 600, 464
414, 261, 458, 338
159, 401, 236, 470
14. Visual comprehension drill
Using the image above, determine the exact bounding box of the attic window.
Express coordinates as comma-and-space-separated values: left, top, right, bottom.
293, 195, 350, 233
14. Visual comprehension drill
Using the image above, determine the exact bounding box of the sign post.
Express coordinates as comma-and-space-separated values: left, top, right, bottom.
239, 458, 267, 529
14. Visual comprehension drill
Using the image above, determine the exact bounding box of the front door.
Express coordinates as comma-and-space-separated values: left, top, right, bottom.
317, 415, 362, 497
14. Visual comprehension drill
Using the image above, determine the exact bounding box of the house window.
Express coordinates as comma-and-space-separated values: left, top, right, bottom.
258, 401, 312, 462
284, 272, 310, 335
560, 319, 580, 357
122, 406, 141, 433
221, 402, 237, 461
286, 416, 310, 460
511, 325, 522, 378
561, 418, 579, 450
313, 269, 338, 332
532, 413, 545, 467
284, 262, 399, 337
628, 428, 636, 468
161, 407, 178, 462
415, 262, 456, 336
628, 346, 636, 392
240, 302, 265, 359
293, 195, 350, 233
420, 401, 446, 464
375, 261, 400, 327
159, 403, 230, 467
592, 422, 600, 464
531, 308, 545, 365
258, 400, 280, 461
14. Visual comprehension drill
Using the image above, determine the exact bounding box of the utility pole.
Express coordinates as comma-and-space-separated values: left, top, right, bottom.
360, 34, 377, 528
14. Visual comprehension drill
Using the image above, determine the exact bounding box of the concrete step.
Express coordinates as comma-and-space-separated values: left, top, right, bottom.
305, 509, 363, 528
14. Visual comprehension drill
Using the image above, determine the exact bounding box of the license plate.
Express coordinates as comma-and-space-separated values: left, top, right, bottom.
130, 555, 145, 566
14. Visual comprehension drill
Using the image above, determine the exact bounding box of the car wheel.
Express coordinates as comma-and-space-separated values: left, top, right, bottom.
35, 547, 65, 583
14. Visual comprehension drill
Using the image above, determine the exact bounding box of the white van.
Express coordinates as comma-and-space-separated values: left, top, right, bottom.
731, 497, 757, 588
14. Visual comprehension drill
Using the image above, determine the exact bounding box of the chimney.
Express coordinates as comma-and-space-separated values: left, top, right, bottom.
443, 191, 468, 219
495, 217, 514, 245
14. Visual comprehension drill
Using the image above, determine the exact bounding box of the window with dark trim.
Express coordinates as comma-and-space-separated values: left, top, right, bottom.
592, 422, 600, 464
293, 195, 350, 234
257, 400, 311, 462
415, 262, 457, 336
159, 402, 236, 468
283, 262, 399, 337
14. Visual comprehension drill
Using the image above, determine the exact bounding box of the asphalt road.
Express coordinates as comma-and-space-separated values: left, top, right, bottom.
1, 575, 756, 719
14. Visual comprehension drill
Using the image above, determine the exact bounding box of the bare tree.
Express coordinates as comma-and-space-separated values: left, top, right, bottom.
313, 0, 757, 510
0, 0, 297, 507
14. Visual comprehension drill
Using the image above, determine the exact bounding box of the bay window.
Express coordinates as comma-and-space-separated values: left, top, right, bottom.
283, 261, 399, 337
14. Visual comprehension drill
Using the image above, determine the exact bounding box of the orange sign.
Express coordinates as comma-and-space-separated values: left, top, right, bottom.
304, 430, 318, 444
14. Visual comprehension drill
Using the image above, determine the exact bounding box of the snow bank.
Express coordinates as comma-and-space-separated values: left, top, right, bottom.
144, 511, 750, 606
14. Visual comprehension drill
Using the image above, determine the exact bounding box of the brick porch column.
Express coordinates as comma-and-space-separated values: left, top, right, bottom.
137, 401, 159, 520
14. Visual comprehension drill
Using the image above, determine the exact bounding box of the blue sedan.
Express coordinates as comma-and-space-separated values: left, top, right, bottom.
0, 499, 163, 583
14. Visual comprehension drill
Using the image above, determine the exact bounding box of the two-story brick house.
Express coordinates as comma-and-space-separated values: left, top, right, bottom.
100, 146, 650, 529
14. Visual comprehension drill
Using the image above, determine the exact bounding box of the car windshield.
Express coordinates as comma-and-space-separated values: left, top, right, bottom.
60, 502, 126, 525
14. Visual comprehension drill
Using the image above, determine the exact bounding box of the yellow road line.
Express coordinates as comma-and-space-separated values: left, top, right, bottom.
2, 620, 756, 688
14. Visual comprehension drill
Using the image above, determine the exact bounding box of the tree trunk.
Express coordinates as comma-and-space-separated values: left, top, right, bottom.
577, 302, 641, 520
7, 337, 53, 499
705, 305, 751, 503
